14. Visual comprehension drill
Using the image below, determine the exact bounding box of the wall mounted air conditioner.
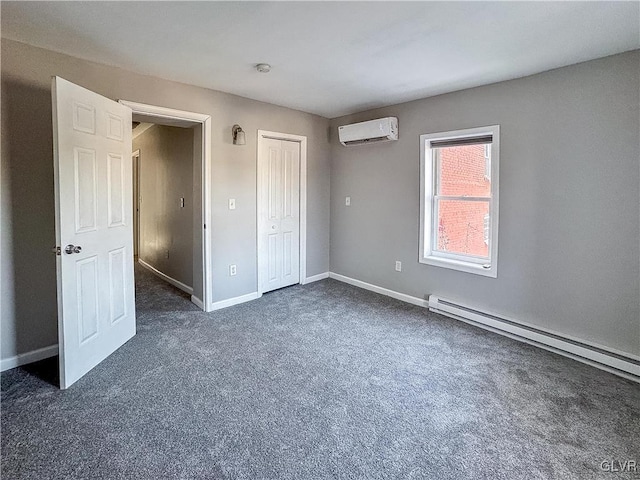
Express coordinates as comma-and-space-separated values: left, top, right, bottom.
338, 117, 398, 146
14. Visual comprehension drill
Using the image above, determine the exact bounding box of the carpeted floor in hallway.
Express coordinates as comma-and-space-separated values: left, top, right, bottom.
2, 265, 639, 479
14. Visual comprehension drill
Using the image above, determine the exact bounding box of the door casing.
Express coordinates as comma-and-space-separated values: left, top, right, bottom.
131, 149, 140, 258
120, 100, 214, 311
256, 130, 307, 296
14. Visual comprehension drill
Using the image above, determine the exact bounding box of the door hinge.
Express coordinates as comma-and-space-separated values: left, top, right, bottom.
52, 246, 61, 256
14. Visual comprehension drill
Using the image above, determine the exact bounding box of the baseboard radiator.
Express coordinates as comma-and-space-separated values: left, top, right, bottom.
428, 295, 640, 382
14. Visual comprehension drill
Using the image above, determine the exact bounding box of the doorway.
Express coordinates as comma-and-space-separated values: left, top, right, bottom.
120, 100, 212, 311
132, 124, 195, 299
256, 130, 307, 295
51, 78, 213, 388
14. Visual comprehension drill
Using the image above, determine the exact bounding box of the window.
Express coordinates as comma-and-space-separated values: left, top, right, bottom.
483, 214, 490, 245
484, 144, 491, 180
419, 125, 499, 277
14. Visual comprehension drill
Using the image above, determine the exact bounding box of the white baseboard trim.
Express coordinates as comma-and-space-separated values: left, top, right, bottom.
428, 295, 640, 382
303, 272, 330, 284
191, 295, 204, 310
327, 272, 638, 382
210, 292, 260, 311
138, 259, 193, 296
1, 344, 58, 372
328, 272, 428, 308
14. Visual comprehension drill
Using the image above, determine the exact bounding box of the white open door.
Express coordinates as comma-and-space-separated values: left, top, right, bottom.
52, 77, 135, 389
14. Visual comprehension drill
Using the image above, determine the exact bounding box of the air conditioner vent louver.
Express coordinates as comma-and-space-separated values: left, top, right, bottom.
343, 136, 390, 146
338, 117, 398, 146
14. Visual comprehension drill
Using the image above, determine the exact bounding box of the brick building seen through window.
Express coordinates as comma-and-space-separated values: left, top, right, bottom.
436, 144, 491, 258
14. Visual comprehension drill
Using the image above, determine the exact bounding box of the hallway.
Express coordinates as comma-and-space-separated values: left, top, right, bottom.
134, 263, 199, 315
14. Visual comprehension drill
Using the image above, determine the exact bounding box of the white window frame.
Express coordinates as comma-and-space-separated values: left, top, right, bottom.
483, 213, 490, 246
419, 125, 500, 278
484, 144, 491, 180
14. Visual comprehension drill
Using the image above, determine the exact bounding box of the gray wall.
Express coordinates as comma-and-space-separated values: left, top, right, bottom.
330, 51, 640, 357
133, 125, 194, 289
1, 39, 331, 361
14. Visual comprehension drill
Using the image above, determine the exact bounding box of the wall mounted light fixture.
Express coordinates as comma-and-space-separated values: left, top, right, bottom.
232, 124, 246, 145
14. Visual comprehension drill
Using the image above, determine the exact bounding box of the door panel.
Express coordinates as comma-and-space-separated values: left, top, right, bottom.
259, 138, 300, 293
107, 154, 125, 227
77, 256, 99, 343
53, 76, 135, 389
283, 231, 292, 276
108, 248, 127, 323
74, 147, 97, 232
268, 234, 278, 281
268, 148, 279, 220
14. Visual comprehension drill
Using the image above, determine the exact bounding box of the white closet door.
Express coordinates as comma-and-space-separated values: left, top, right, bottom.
259, 138, 300, 293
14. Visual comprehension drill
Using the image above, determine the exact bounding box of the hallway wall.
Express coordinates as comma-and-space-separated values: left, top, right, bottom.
133, 125, 194, 289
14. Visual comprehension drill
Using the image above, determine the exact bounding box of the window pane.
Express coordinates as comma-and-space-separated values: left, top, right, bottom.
436, 144, 491, 197
435, 199, 490, 258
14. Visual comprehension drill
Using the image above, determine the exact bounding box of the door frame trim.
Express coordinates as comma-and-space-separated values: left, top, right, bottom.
131, 149, 140, 258
256, 130, 307, 296
119, 100, 214, 311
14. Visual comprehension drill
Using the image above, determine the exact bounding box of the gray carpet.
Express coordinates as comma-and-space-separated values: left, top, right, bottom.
2, 266, 639, 479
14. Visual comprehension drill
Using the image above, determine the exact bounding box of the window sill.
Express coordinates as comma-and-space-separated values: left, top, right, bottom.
419, 255, 497, 278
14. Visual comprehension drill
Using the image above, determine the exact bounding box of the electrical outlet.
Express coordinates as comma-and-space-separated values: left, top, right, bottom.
179, 197, 185, 208
345, 196, 351, 206
229, 198, 236, 210
229, 264, 237, 276
395, 261, 402, 272
165, 250, 170, 259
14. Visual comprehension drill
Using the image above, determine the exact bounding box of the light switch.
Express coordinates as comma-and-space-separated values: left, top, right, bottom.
345, 196, 351, 206
229, 198, 236, 210
179, 197, 185, 208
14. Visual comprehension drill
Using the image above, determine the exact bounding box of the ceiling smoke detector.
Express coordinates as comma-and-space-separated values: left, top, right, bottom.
256, 63, 271, 73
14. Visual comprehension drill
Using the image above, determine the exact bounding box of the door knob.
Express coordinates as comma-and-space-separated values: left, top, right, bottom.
64, 244, 82, 254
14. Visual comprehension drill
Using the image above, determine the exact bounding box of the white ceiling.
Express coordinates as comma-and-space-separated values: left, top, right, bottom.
2, 1, 639, 118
